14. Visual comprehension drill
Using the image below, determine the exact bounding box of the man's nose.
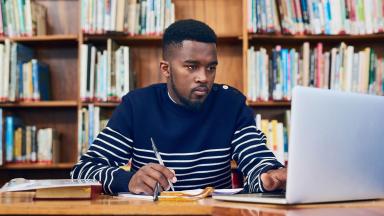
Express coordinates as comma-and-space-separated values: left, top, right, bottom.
195, 69, 208, 83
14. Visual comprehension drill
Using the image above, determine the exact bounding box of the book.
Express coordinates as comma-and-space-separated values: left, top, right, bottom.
118, 187, 243, 201
0, 178, 102, 200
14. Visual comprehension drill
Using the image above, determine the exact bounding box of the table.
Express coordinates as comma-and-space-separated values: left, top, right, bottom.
0, 192, 383, 215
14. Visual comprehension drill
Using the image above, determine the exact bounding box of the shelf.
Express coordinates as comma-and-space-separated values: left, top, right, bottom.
247, 101, 291, 107
81, 102, 120, 108
0, 101, 78, 108
248, 33, 384, 43
0, 34, 78, 46
0, 163, 74, 170
84, 34, 241, 44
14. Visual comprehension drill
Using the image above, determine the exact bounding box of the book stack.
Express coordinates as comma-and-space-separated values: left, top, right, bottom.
78, 105, 110, 158
3, 115, 59, 164
0, 0, 47, 37
0, 40, 51, 102
247, 0, 384, 35
81, 0, 175, 35
80, 39, 133, 102
0, 178, 102, 200
255, 112, 290, 165
248, 42, 384, 101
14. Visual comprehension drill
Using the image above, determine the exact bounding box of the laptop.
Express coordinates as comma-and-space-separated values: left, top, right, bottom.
213, 86, 384, 204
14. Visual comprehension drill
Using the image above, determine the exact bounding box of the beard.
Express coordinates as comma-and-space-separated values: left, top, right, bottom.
170, 73, 205, 111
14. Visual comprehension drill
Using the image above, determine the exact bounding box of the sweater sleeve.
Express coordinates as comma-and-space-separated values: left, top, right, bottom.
71, 95, 134, 194
231, 100, 284, 193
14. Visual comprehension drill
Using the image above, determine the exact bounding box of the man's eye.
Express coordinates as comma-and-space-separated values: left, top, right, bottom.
187, 65, 197, 70
207, 66, 216, 72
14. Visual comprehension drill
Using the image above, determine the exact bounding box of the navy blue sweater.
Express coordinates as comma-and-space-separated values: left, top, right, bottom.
71, 83, 283, 194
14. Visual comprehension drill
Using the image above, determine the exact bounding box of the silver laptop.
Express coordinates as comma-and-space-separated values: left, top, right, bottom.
213, 87, 384, 204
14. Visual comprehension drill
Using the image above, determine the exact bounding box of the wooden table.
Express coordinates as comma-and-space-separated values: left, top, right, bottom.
0, 192, 383, 215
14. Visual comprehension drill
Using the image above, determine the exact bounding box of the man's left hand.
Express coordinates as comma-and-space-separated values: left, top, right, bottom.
260, 168, 287, 191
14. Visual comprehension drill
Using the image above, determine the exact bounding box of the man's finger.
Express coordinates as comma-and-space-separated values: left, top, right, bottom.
149, 163, 176, 180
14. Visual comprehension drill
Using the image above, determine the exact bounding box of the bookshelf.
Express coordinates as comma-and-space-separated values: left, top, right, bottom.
0, 0, 383, 186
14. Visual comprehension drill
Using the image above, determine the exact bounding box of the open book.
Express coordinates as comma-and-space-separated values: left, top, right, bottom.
0, 178, 102, 200
118, 187, 243, 201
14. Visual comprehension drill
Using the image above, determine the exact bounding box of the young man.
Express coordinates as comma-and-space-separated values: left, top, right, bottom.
71, 19, 287, 195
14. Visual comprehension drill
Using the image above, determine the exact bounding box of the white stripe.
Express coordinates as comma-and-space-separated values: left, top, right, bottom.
93, 145, 129, 161
87, 166, 107, 179
176, 169, 231, 182
132, 157, 230, 171
102, 167, 113, 193
234, 125, 258, 135
232, 131, 263, 144
169, 160, 230, 170
106, 127, 133, 142
78, 161, 92, 178
100, 131, 132, 149
238, 150, 274, 166
85, 151, 112, 165
232, 137, 265, 153
242, 157, 276, 174
83, 164, 101, 179
133, 146, 231, 156
172, 165, 230, 177
95, 137, 130, 154
133, 151, 230, 163
174, 175, 231, 189
108, 168, 118, 194
238, 144, 265, 159
132, 152, 157, 162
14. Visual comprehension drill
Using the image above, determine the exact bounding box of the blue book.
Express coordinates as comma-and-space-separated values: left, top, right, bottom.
15, 43, 35, 100
32, 59, 51, 101
5, 116, 14, 163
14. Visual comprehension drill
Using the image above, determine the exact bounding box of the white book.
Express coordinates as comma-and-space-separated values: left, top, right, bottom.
363, 0, 373, 34
80, 44, 88, 100
89, 46, 96, 100
114, 48, 121, 97
24, 0, 32, 36
110, 0, 117, 31
94, 106, 100, 138
2, 40, 11, 101
123, 46, 130, 95
344, 46, 354, 92
276, 122, 285, 164
77, 109, 83, 159
0, 44, 4, 100
0, 179, 101, 193
96, 0, 104, 33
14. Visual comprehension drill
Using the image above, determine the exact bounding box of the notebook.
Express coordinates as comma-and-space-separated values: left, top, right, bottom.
213, 87, 384, 204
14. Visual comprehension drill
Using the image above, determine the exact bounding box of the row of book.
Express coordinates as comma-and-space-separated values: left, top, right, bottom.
255, 111, 291, 165
81, 0, 175, 35
80, 39, 133, 102
0, 114, 60, 165
0, 0, 47, 37
247, 0, 384, 35
247, 42, 384, 101
78, 105, 109, 158
0, 40, 51, 102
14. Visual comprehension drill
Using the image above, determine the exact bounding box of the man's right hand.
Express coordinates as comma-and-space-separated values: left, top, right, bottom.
128, 163, 177, 195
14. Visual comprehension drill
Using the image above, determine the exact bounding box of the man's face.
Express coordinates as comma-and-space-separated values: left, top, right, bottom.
161, 40, 218, 110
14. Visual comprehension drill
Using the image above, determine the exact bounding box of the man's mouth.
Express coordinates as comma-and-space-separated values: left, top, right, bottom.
192, 86, 209, 96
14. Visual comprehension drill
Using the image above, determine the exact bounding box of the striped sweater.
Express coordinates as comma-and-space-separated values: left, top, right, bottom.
71, 83, 283, 194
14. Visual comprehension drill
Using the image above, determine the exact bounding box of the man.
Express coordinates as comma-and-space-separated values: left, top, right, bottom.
71, 19, 287, 195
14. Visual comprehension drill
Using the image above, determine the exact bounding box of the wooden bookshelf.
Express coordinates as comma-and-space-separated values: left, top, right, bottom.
0, 101, 77, 108
0, 163, 74, 170
247, 101, 291, 107
248, 34, 384, 43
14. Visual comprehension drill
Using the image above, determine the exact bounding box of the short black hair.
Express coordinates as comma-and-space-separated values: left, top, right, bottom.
162, 19, 217, 59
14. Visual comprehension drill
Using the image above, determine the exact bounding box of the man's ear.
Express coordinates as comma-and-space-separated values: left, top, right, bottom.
160, 60, 170, 78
